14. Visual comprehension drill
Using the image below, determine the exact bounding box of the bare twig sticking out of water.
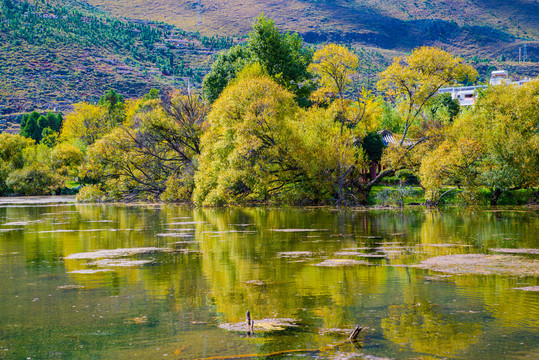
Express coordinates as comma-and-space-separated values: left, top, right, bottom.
348, 325, 363, 341
246, 310, 254, 335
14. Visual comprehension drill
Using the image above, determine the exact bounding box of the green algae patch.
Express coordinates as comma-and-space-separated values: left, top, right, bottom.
418, 254, 539, 277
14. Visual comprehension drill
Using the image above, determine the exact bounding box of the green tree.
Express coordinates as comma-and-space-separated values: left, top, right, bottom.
19, 111, 42, 142
202, 15, 313, 105
202, 45, 252, 103
194, 64, 301, 206
248, 14, 313, 102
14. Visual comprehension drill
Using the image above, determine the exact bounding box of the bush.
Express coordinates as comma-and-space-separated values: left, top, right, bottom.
5, 165, 58, 195
160, 175, 193, 203
375, 186, 417, 207
76, 185, 105, 202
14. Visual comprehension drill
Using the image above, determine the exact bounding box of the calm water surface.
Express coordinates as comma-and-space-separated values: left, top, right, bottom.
0, 200, 538, 359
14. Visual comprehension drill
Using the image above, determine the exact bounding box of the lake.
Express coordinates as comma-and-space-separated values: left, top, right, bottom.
0, 199, 538, 359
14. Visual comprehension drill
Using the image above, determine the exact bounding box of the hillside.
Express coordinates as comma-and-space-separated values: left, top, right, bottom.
1, 0, 538, 127
83, 0, 539, 54
0, 0, 234, 119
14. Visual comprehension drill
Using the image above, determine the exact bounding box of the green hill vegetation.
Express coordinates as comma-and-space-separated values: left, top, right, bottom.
0, 0, 234, 119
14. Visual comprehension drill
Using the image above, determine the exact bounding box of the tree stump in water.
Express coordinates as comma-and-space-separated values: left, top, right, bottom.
348, 325, 362, 341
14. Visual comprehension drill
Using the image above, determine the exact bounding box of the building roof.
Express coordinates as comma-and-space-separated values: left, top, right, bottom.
378, 129, 416, 147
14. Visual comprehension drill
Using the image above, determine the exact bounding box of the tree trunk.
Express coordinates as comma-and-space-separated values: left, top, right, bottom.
355, 169, 395, 205
490, 188, 503, 206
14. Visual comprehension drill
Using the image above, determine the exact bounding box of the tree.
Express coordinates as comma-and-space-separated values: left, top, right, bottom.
194, 64, 302, 206
248, 14, 313, 102
0, 133, 34, 194
202, 45, 252, 103
79, 89, 207, 202
419, 79, 539, 205
377, 47, 477, 145
98, 89, 126, 127
202, 14, 313, 105
19, 111, 42, 142
19, 111, 63, 143
60, 102, 108, 146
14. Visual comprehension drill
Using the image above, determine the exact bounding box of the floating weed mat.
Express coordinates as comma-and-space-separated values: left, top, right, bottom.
88, 259, 154, 267
244, 280, 266, 286
219, 318, 298, 332
513, 286, 539, 291
156, 232, 194, 237
269, 229, 328, 232
419, 244, 472, 248
315, 259, 371, 267
57, 284, 85, 290
277, 251, 315, 258
2, 221, 40, 226
490, 248, 539, 255
65, 247, 171, 259
418, 254, 539, 277
67, 269, 113, 274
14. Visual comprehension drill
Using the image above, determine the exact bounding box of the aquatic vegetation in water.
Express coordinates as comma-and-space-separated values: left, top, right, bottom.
418, 254, 539, 277
57, 284, 85, 290
513, 286, 539, 291
419, 244, 472, 248
65, 247, 171, 259
0, 228, 23, 232
269, 229, 328, 232
2, 221, 39, 226
277, 251, 314, 257
245, 280, 265, 286
156, 232, 194, 238
219, 318, 298, 332
88, 259, 153, 267
490, 248, 539, 255
67, 269, 113, 274
126, 316, 148, 325
315, 259, 371, 267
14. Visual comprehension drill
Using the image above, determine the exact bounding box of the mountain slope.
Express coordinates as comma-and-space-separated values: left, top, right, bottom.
0, 0, 232, 118
83, 0, 538, 43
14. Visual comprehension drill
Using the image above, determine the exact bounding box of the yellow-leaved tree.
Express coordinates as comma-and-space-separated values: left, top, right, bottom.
377, 46, 478, 145
420, 78, 539, 205
193, 64, 301, 206
373, 47, 478, 205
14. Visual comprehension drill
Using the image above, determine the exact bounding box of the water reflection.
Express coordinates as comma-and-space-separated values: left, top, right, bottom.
0, 204, 538, 359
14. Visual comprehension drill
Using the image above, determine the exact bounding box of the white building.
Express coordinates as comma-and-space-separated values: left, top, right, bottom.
438, 70, 532, 106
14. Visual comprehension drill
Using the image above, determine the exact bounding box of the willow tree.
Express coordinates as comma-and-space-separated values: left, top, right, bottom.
377, 46, 477, 145
78, 90, 207, 202
308, 44, 361, 133
193, 64, 302, 206
420, 78, 539, 205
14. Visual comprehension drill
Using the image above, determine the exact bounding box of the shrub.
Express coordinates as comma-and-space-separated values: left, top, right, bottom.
76, 185, 105, 202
